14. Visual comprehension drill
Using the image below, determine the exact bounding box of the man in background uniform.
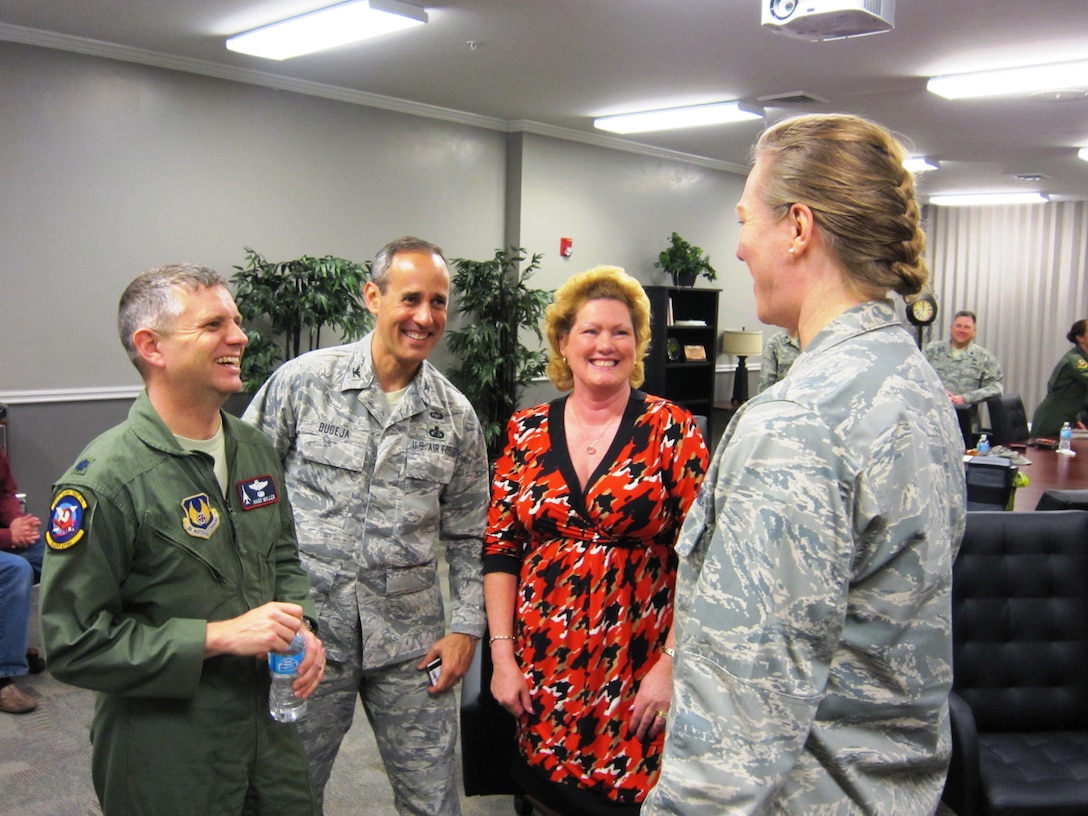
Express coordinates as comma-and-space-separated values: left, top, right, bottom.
245, 236, 489, 815
757, 330, 801, 393
924, 309, 1003, 445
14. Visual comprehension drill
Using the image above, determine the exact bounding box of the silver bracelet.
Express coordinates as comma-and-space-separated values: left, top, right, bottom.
488, 635, 514, 645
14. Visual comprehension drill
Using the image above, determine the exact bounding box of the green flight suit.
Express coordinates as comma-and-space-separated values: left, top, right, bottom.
41, 391, 316, 816
1032, 346, 1088, 436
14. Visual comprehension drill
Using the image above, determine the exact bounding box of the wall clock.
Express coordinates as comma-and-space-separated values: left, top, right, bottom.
906, 293, 937, 327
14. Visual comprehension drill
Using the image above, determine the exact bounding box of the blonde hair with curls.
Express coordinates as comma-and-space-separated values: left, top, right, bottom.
753, 113, 929, 298
544, 266, 651, 392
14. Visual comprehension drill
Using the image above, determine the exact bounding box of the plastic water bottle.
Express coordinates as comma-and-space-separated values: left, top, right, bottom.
269, 631, 307, 722
976, 434, 990, 455
1058, 421, 1073, 455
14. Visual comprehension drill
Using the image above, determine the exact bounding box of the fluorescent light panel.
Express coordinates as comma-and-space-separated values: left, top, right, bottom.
226, 0, 427, 61
1079, 147, 1088, 162
903, 156, 939, 173
594, 101, 764, 134
927, 59, 1088, 100
929, 192, 1049, 206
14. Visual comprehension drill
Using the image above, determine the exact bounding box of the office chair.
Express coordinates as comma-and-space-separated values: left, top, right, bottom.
985, 392, 1030, 445
943, 510, 1088, 816
965, 455, 1018, 511
1035, 488, 1088, 511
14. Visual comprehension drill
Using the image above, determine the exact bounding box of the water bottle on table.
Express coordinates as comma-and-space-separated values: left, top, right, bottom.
1058, 421, 1074, 455
269, 630, 307, 722
976, 434, 990, 455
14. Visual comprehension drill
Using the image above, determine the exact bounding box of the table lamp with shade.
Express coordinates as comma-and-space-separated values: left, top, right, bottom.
720, 329, 764, 404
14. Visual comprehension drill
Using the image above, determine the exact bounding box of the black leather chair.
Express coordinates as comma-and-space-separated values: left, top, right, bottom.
1036, 488, 1088, 511
460, 631, 533, 815
965, 455, 1018, 510
943, 509, 1088, 816
985, 392, 1031, 445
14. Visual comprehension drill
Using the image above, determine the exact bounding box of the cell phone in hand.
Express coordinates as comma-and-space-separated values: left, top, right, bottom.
425, 658, 442, 686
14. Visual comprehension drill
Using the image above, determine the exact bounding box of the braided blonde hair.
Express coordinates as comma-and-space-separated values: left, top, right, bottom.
753, 113, 928, 298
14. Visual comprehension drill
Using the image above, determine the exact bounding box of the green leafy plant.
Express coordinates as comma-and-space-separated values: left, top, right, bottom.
447, 248, 553, 456
654, 231, 717, 286
230, 248, 373, 391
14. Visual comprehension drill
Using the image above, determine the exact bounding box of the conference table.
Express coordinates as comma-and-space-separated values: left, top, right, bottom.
1008, 436, 1088, 510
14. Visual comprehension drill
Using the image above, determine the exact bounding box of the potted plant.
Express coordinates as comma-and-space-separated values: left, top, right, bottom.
654, 231, 717, 287
446, 247, 553, 457
230, 247, 373, 391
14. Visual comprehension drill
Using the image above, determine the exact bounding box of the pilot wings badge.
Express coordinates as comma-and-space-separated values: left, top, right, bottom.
181, 493, 221, 539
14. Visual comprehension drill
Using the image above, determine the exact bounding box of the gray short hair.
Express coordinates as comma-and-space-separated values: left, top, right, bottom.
370, 236, 448, 292
118, 263, 227, 370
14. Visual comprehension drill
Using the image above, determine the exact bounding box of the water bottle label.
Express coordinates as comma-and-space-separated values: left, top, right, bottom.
269, 652, 302, 674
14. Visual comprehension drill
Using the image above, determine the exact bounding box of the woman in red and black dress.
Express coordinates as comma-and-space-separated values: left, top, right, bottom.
483, 265, 709, 815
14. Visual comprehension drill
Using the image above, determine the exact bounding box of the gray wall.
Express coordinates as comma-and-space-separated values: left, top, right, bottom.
0, 41, 753, 510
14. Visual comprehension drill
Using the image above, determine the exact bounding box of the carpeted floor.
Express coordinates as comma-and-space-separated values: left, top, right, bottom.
0, 591, 520, 816
2, 594, 958, 816
0, 663, 960, 816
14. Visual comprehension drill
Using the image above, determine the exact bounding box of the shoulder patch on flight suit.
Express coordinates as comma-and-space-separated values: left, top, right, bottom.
47, 488, 89, 549
1076, 358, 1087, 370
181, 493, 221, 539
237, 474, 280, 510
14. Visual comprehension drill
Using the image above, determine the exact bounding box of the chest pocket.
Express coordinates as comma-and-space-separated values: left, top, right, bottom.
405, 447, 455, 488
296, 427, 369, 472
290, 427, 371, 526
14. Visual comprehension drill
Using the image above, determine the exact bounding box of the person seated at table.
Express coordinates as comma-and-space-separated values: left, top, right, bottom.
923, 310, 1003, 445
1, 446, 44, 713
1032, 318, 1088, 436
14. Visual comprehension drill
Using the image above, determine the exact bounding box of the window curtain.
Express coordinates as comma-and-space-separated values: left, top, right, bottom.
924, 201, 1088, 427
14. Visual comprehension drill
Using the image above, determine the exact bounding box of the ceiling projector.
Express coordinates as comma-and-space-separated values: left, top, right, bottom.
762, 0, 896, 40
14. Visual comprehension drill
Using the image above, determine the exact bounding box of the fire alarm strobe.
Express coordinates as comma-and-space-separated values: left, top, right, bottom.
762, 0, 895, 41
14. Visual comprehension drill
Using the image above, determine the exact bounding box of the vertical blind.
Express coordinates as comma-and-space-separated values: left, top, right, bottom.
925, 201, 1088, 427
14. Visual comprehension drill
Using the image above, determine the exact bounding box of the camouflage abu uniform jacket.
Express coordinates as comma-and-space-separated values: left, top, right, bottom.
645, 300, 967, 815
244, 334, 489, 668
922, 340, 1003, 405
757, 331, 801, 393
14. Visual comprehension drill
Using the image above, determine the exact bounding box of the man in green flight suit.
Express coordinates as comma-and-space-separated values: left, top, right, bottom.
41, 264, 325, 816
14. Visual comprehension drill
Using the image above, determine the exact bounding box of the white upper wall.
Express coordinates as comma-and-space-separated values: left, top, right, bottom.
0, 42, 507, 392
0, 40, 757, 397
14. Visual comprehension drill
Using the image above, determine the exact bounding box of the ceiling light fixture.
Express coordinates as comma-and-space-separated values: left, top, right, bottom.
927, 59, 1088, 100
903, 156, 939, 173
593, 101, 764, 135
929, 192, 1049, 207
1079, 147, 1088, 163
226, 0, 427, 61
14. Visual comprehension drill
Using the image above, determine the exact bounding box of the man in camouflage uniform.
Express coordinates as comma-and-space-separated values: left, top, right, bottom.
244, 236, 489, 815
923, 310, 1003, 442
757, 330, 801, 392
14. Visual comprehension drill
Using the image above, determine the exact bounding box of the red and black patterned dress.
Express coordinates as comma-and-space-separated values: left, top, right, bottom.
483, 391, 709, 806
